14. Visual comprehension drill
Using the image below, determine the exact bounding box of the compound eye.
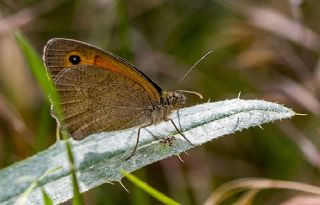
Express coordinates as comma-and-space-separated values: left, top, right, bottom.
69, 55, 81, 65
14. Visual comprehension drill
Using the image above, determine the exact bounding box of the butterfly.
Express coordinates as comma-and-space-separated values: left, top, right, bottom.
43, 38, 193, 158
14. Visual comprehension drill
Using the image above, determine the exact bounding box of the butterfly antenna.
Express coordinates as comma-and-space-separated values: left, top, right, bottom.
177, 50, 213, 84
176, 90, 203, 99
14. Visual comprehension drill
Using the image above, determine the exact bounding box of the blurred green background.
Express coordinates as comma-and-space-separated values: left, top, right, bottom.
1, 0, 320, 204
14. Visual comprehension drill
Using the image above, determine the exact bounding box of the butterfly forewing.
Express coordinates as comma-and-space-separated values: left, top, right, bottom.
43, 38, 162, 101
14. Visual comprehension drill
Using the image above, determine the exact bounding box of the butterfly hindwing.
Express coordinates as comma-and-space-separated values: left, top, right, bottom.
54, 65, 153, 139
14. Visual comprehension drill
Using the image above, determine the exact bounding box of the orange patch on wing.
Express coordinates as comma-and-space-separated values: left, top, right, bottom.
93, 55, 160, 102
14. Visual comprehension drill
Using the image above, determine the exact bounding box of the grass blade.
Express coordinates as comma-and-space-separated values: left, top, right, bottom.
14, 31, 62, 121
122, 170, 180, 205
14, 32, 83, 205
41, 188, 54, 205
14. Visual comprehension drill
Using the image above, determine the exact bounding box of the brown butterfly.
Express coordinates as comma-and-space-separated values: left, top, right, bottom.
43, 38, 193, 158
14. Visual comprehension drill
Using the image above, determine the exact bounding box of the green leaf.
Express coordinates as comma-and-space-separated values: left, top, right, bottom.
15, 167, 61, 205
0, 99, 295, 205
122, 170, 180, 205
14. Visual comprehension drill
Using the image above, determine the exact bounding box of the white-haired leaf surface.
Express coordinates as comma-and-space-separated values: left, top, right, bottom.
0, 99, 295, 205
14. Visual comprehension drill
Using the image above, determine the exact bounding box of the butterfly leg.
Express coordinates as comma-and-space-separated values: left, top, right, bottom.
167, 118, 194, 146
126, 123, 152, 160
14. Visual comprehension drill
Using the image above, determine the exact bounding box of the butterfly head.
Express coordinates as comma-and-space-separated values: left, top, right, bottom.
162, 91, 186, 110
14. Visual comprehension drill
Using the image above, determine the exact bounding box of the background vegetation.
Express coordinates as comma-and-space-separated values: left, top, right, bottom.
1, 0, 320, 204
